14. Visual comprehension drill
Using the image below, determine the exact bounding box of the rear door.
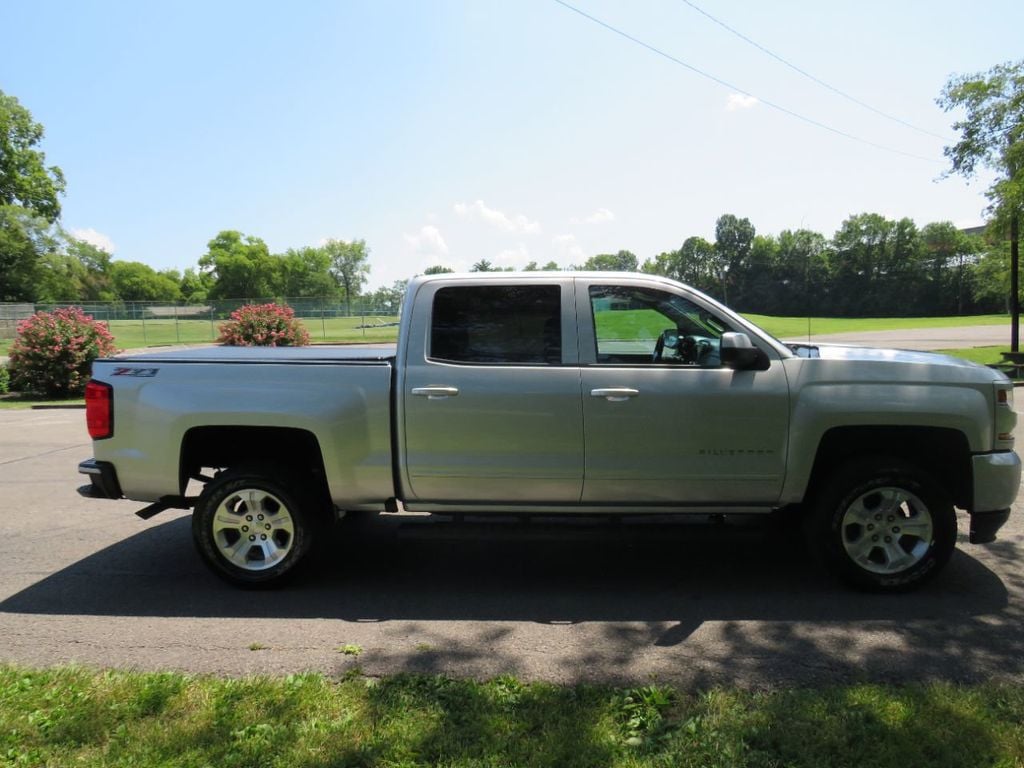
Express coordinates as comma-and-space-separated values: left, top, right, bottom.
401, 279, 584, 503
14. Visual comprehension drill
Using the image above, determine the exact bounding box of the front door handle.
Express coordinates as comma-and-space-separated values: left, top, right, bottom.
412, 386, 460, 400
590, 387, 640, 402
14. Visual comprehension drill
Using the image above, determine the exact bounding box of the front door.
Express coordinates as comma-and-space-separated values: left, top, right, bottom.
578, 281, 790, 505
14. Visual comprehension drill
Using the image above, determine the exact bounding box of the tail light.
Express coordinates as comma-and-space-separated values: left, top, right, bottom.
85, 380, 113, 439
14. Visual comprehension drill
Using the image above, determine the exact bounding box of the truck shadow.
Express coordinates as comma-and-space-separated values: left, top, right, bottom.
2, 512, 1020, 686
0, 511, 1010, 621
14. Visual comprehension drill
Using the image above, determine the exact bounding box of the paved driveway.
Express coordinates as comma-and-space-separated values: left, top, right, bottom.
0, 407, 1022, 687
805, 324, 1014, 351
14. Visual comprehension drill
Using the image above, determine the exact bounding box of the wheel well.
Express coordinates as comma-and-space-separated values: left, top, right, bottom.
807, 426, 972, 508
180, 426, 330, 506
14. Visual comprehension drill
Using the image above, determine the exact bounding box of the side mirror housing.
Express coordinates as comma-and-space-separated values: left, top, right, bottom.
720, 332, 770, 371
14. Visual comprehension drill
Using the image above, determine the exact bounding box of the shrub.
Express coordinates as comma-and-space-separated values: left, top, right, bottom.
217, 303, 310, 347
0, 364, 9, 394
8, 307, 118, 397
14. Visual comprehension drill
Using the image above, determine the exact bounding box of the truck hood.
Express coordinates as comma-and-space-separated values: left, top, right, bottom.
783, 341, 1007, 383
811, 343, 982, 369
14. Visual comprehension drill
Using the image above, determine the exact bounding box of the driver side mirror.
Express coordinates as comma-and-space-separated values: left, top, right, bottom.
720, 332, 770, 371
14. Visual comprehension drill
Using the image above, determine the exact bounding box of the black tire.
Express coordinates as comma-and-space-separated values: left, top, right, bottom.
192, 467, 315, 587
807, 457, 957, 592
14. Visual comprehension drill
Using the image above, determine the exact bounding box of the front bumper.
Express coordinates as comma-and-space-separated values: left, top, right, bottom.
968, 451, 1021, 544
78, 458, 123, 500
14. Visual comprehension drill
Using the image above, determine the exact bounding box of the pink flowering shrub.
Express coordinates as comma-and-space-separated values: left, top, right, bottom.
217, 303, 310, 347
8, 307, 118, 397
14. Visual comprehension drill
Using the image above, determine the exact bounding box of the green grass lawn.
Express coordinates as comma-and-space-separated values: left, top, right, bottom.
1, 665, 1022, 767
743, 313, 1010, 339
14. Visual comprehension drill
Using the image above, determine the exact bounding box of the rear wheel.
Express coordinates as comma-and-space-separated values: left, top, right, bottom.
192, 468, 314, 587
809, 457, 957, 591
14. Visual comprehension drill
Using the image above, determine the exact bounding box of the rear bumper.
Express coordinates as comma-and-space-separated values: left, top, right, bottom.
77, 459, 123, 500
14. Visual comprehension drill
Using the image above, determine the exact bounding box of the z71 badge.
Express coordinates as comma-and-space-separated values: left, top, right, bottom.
111, 367, 159, 377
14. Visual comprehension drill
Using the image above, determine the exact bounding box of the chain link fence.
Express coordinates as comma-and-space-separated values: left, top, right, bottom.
1, 298, 401, 347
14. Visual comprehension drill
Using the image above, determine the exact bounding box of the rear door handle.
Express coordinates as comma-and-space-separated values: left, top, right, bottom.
412, 386, 460, 400
590, 388, 639, 402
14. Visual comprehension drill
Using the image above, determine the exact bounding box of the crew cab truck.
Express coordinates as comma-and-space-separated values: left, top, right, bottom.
78, 273, 1021, 591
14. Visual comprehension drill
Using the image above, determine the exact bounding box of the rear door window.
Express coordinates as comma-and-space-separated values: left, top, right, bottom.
430, 285, 562, 365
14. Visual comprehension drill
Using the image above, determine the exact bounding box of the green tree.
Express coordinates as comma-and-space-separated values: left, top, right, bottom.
424, 265, 455, 275
581, 250, 638, 272
65, 236, 116, 301
322, 238, 370, 312
0, 90, 65, 222
0, 205, 58, 301
471, 259, 495, 272
714, 214, 755, 306
643, 237, 721, 295
939, 60, 1024, 345
368, 280, 407, 314
109, 260, 182, 301
775, 229, 829, 315
179, 268, 214, 303
919, 222, 981, 315
199, 230, 279, 299
281, 246, 337, 297
829, 213, 924, 316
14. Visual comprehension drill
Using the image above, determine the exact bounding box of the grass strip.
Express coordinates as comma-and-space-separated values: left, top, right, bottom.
2, 665, 1023, 767
743, 313, 1010, 339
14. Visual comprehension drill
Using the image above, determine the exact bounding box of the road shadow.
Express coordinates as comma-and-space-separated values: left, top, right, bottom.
2, 512, 1019, 685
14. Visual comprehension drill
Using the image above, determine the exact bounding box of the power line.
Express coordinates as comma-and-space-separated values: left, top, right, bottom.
678, 0, 951, 142
552, 0, 942, 164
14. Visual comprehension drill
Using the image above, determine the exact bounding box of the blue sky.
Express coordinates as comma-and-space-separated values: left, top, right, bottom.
2, 0, 1022, 290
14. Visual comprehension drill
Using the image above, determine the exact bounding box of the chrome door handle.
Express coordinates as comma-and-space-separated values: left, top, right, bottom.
590, 388, 639, 402
412, 386, 460, 400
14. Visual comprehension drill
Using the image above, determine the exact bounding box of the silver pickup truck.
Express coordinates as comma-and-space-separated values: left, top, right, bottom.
78, 272, 1021, 591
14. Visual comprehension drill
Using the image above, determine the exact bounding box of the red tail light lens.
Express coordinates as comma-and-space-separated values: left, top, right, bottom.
85, 380, 113, 439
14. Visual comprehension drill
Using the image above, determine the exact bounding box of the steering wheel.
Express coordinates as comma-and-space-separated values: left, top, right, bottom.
652, 329, 678, 362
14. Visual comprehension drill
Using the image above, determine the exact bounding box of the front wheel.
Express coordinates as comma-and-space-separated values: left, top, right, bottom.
192, 468, 314, 587
808, 458, 957, 591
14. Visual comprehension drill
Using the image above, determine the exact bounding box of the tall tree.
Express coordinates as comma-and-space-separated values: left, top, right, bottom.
199, 230, 279, 299
109, 261, 182, 302
0, 90, 66, 222
280, 246, 337, 298
322, 238, 370, 313
0, 91, 66, 300
0, 206, 58, 301
939, 60, 1024, 347
424, 265, 455, 274
581, 250, 638, 272
714, 214, 755, 306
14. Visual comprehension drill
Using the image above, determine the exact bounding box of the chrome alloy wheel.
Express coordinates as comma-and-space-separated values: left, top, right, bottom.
211, 488, 296, 571
840, 487, 934, 575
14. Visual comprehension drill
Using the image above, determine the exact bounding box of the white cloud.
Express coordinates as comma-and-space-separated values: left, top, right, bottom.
495, 244, 530, 268
404, 225, 449, 256
453, 200, 541, 234
585, 207, 616, 224
69, 227, 115, 253
552, 234, 584, 263
726, 93, 759, 111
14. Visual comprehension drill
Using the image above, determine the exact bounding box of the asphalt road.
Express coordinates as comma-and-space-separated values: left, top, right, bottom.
806, 323, 1014, 351
1, 400, 1022, 689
